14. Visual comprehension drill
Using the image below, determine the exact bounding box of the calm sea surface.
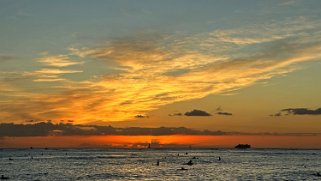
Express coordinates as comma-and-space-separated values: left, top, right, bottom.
1, 148, 321, 180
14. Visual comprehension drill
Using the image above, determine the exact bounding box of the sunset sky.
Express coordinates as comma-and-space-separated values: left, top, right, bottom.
1, 0, 321, 138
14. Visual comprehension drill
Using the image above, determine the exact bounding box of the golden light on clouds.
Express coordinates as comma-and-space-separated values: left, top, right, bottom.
38, 55, 84, 67
1, 18, 321, 123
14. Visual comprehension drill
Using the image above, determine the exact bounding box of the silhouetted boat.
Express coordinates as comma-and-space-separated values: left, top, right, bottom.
235, 144, 251, 149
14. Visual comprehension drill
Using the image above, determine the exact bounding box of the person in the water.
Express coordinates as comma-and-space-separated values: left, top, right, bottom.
1, 175, 9, 180
186, 160, 193, 165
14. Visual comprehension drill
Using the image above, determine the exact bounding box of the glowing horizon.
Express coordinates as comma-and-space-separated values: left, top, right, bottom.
2, 135, 321, 149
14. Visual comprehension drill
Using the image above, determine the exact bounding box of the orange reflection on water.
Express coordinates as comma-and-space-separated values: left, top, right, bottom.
1, 135, 321, 148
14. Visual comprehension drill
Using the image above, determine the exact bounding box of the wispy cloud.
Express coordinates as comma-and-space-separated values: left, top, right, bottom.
1, 18, 321, 123
217, 112, 233, 116
23, 68, 82, 82
25, 68, 82, 75
38, 55, 83, 67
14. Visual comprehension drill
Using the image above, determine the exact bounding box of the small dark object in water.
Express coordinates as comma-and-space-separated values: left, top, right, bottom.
218, 156, 221, 161
185, 152, 188, 155
177, 153, 179, 156
235, 144, 251, 149
186, 160, 193, 166
1, 175, 9, 180
177, 167, 188, 171
192, 156, 197, 159
313, 172, 321, 177
30, 147, 33, 149
8, 158, 13, 161
156, 160, 160, 166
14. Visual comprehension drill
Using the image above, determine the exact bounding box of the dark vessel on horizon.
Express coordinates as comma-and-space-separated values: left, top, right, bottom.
235, 144, 251, 149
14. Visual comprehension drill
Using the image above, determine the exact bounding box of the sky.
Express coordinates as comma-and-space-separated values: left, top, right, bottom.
1, 0, 321, 136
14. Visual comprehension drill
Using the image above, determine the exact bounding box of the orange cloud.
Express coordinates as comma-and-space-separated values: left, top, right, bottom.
1, 18, 321, 123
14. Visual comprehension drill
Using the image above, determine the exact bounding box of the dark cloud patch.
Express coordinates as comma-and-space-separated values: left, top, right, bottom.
282, 108, 321, 115
168, 113, 183, 116
135, 114, 149, 118
217, 112, 232, 116
0, 122, 225, 136
272, 107, 321, 116
25, 120, 40, 123
214, 106, 232, 116
1, 122, 319, 137
184, 109, 211, 116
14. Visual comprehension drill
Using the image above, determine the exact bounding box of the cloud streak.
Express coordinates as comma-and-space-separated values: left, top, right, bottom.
23, 68, 82, 82
38, 55, 83, 67
1, 18, 321, 123
217, 112, 233, 116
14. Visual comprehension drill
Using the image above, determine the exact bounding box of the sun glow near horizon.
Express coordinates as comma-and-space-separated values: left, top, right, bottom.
2, 135, 321, 149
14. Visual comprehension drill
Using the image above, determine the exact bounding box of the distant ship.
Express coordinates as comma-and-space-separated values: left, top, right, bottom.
235, 144, 251, 149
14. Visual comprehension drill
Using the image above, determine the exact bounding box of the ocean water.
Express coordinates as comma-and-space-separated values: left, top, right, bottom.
1, 148, 321, 180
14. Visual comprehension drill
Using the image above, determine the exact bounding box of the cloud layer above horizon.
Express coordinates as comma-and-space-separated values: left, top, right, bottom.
1, 16, 321, 123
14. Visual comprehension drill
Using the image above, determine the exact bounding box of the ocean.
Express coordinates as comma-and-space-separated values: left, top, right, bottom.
1, 148, 321, 180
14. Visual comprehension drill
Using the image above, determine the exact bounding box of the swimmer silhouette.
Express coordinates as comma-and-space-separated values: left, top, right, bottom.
1, 175, 9, 180
186, 160, 193, 166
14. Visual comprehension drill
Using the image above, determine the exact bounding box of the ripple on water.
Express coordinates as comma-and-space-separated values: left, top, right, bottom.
1, 149, 321, 180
